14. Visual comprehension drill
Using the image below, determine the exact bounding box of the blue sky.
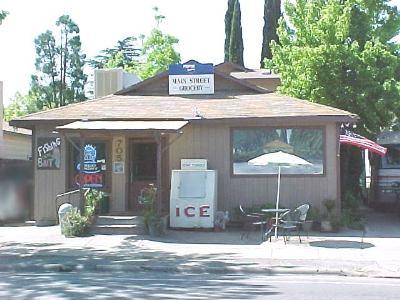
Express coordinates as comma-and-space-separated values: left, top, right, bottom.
0, 0, 399, 106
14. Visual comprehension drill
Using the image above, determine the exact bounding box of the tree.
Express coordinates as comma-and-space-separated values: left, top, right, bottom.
90, 7, 180, 80
0, 10, 8, 24
260, 0, 281, 67
224, 0, 244, 66
224, 0, 235, 62
31, 15, 87, 109
89, 36, 141, 71
136, 7, 180, 79
266, 0, 400, 196
4, 92, 40, 121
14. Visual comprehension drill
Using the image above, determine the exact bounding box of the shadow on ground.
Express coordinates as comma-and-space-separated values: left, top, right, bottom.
0, 272, 280, 299
309, 240, 374, 249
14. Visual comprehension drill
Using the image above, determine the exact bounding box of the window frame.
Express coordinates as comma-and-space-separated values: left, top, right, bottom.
229, 126, 327, 178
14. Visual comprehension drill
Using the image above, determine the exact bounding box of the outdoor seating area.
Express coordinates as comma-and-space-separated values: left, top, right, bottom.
239, 203, 311, 245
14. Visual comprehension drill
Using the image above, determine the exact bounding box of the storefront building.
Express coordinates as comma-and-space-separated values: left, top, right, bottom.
11, 61, 357, 226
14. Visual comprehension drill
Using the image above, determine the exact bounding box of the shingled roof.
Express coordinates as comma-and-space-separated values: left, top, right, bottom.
11, 62, 357, 128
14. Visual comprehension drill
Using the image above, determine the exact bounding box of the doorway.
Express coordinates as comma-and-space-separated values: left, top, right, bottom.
128, 140, 157, 213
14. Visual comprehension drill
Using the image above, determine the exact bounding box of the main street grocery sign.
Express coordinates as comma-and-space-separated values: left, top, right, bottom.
168, 62, 214, 95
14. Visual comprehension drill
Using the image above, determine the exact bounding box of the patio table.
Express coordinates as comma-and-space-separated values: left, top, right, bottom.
261, 208, 290, 240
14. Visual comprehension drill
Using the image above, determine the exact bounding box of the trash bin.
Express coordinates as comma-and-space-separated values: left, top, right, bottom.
100, 193, 110, 214
58, 203, 73, 235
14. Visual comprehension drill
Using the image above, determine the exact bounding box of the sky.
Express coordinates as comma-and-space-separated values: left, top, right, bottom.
0, 0, 266, 106
0, 0, 400, 106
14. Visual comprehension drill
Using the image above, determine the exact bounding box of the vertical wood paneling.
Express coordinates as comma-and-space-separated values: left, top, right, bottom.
168, 122, 340, 217
111, 136, 127, 212
34, 125, 66, 225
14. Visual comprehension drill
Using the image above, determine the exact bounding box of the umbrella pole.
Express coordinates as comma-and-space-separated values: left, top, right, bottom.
274, 166, 281, 238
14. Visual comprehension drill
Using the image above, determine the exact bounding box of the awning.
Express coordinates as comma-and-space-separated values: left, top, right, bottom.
56, 120, 188, 132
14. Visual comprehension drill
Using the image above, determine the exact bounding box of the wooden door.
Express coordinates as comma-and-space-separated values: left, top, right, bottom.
128, 141, 157, 213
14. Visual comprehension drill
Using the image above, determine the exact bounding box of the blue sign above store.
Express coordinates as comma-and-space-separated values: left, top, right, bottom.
169, 61, 214, 75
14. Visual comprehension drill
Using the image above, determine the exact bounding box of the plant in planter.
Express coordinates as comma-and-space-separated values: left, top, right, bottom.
305, 206, 321, 231
62, 208, 89, 237
321, 199, 340, 232
84, 189, 102, 223
140, 185, 165, 237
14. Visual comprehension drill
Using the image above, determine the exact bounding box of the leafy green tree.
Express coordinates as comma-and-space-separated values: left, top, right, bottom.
31, 15, 87, 109
89, 36, 140, 71
224, 0, 244, 66
4, 92, 40, 121
138, 29, 180, 79
0, 10, 8, 24
136, 7, 180, 79
266, 0, 400, 196
260, 0, 281, 66
90, 7, 180, 80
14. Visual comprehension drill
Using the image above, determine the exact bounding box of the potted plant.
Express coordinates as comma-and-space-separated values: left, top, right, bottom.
321, 199, 340, 232
141, 185, 165, 237
304, 206, 320, 232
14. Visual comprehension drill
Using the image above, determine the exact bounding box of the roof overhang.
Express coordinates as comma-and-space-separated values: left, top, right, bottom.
56, 120, 189, 133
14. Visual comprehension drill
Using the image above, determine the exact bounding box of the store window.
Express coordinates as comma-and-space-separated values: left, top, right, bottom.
232, 128, 324, 175
70, 142, 108, 189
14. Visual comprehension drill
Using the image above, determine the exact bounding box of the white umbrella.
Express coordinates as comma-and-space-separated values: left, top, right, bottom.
248, 151, 312, 238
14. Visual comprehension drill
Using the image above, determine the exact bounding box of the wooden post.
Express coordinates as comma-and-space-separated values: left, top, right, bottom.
156, 134, 162, 215
79, 135, 85, 213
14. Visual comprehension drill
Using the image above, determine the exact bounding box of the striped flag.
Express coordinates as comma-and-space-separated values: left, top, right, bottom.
340, 128, 387, 156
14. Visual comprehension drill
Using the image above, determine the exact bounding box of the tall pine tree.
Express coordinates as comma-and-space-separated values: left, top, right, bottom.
224, 0, 235, 62
260, 0, 281, 67
224, 0, 244, 66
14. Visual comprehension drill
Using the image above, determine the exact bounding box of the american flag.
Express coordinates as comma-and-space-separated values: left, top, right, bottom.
339, 128, 387, 156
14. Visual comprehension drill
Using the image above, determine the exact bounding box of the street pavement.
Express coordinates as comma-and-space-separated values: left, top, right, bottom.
0, 272, 399, 299
0, 209, 399, 278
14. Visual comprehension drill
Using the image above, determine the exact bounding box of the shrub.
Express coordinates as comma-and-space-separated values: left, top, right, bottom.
340, 192, 365, 230
140, 184, 164, 236
307, 206, 320, 221
84, 189, 102, 217
62, 208, 89, 237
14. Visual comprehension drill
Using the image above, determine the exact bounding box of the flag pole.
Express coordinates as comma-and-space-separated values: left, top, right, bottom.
275, 165, 281, 238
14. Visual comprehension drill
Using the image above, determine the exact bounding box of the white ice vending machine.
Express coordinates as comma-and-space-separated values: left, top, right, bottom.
170, 159, 217, 228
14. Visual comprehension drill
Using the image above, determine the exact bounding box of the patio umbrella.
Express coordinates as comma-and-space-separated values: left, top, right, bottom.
248, 151, 312, 238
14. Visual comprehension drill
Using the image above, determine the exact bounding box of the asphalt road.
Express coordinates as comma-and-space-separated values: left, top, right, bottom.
0, 271, 399, 299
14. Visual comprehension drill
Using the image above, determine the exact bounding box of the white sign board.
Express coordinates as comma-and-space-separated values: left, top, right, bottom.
169, 74, 214, 95
168, 62, 214, 95
181, 159, 207, 170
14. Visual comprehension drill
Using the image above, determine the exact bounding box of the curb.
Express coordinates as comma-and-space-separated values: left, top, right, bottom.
1, 263, 398, 278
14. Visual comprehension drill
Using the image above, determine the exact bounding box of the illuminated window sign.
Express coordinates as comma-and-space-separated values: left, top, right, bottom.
72, 143, 107, 188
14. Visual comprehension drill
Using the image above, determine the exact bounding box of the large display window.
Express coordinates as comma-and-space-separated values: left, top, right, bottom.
232, 127, 324, 175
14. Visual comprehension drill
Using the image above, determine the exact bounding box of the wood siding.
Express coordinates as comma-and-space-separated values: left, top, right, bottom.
34, 126, 67, 225
111, 136, 127, 212
0, 133, 31, 160
168, 120, 339, 215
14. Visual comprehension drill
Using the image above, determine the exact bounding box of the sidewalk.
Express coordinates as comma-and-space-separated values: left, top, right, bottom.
0, 210, 399, 278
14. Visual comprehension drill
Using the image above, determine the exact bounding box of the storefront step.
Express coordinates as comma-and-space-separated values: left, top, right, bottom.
95, 215, 144, 226
89, 224, 145, 235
